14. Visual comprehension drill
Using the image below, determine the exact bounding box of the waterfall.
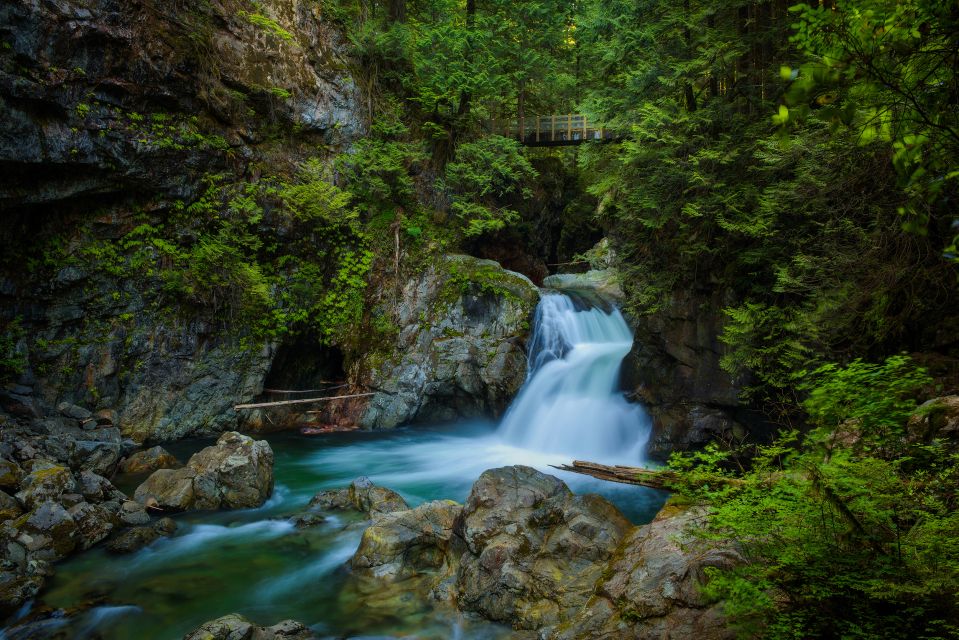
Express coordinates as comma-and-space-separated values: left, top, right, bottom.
498, 292, 650, 462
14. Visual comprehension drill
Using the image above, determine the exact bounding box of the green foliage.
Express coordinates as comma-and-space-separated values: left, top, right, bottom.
444, 136, 537, 236
785, 0, 959, 260
801, 356, 932, 454
670, 357, 959, 639
335, 111, 426, 217
0, 317, 26, 383
60, 160, 371, 347
238, 10, 294, 42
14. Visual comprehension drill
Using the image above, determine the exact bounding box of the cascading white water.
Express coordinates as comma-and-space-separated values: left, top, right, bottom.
498, 292, 650, 462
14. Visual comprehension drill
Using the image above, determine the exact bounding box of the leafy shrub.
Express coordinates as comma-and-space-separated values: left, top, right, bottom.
444, 135, 536, 236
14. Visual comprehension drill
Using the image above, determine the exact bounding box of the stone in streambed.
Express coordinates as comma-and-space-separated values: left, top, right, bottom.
107, 517, 177, 554
308, 476, 408, 516
119, 446, 182, 474
351, 499, 462, 581
289, 513, 326, 528
134, 432, 273, 512
183, 613, 315, 640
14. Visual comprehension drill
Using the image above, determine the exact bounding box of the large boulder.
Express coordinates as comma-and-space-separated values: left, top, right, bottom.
134, 432, 273, 511
340, 467, 739, 639
356, 255, 539, 429
351, 499, 462, 581
454, 466, 632, 630
119, 446, 182, 474
183, 613, 315, 640
554, 507, 740, 640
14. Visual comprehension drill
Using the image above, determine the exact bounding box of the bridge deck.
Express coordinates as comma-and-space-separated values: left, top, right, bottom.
489, 115, 617, 146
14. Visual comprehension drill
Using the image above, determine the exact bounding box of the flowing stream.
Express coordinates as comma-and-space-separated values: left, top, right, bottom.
16, 292, 666, 640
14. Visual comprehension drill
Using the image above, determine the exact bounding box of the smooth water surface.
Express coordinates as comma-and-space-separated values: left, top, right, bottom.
22, 293, 666, 639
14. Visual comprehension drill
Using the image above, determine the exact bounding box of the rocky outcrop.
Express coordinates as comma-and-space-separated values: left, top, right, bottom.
134, 432, 273, 511
454, 466, 632, 630
0, 0, 364, 443
119, 445, 182, 474
183, 614, 315, 640
621, 288, 752, 460
554, 506, 740, 640
357, 255, 540, 429
0, 416, 159, 616
343, 466, 738, 639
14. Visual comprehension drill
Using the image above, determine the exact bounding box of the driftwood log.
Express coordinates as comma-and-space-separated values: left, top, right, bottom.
234, 392, 376, 411
551, 460, 745, 491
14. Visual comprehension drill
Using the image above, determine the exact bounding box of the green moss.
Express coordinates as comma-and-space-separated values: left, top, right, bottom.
238, 10, 295, 42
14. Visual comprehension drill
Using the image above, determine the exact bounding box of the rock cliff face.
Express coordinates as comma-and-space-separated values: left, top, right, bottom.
621, 288, 754, 460
0, 0, 362, 442
355, 255, 540, 429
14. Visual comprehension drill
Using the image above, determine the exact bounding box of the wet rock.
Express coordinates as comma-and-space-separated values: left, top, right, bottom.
0, 489, 23, 520
39, 421, 123, 476
183, 613, 315, 640
308, 477, 408, 517
0, 457, 23, 489
453, 466, 632, 630
57, 401, 92, 421
289, 513, 326, 528
15, 463, 77, 510
118, 500, 151, 526
76, 470, 123, 503
554, 507, 741, 640
18, 500, 78, 560
0, 570, 46, 618
351, 499, 462, 581
68, 502, 114, 549
543, 269, 623, 298
119, 446, 181, 474
356, 255, 539, 429
134, 432, 273, 511
106, 517, 177, 554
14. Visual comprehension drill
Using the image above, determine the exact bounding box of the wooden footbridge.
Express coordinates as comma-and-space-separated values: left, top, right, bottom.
488, 115, 618, 147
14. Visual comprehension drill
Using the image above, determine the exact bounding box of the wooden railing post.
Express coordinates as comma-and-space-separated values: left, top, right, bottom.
551, 114, 556, 142
567, 113, 572, 141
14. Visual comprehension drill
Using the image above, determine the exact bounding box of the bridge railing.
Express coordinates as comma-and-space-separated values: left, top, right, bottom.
488, 115, 615, 146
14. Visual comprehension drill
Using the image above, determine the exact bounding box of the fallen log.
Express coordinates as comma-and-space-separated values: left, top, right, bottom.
551, 460, 745, 491
234, 392, 376, 410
